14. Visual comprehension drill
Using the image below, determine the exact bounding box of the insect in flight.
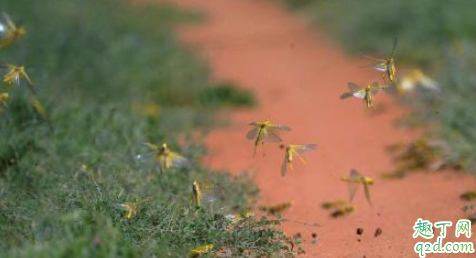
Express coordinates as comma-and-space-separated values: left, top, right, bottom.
259, 201, 293, 216
1, 64, 32, 86
0, 92, 8, 111
340, 82, 385, 109
140, 142, 189, 173
246, 119, 291, 156
396, 69, 439, 94
0, 12, 26, 49
321, 200, 356, 218
363, 37, 398, 83
331, 204, 356, 218
340, 169, 374, 206
281, 144, 317, 176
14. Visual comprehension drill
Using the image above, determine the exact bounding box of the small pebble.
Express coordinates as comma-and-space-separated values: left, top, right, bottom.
374, 227, 383, 237
356, 227, 364, 235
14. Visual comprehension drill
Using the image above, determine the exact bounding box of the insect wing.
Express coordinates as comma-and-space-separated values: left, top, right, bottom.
348, 182, 359, 203
294, 144, 317, 154
390, 37, 398, 58
281, 154, 288, 176
347, 82, 361, 91
170, 152, 189, 168
352, 90, 366, 99
246, 127, 260, 140
262, 128, 283, 143
373, 63, 387, 72
363, 182, 373, 206
269, 123, 291, 132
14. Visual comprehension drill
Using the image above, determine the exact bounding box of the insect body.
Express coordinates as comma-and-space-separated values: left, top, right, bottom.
1, 64, 32, 85
189, 244, 214, 258
192, 181, 202, 208
363, 38, 398, 83
281, 144, 317, 176
340, 82, 384, 109
113, 202, 138, 219
341, 169, 374, 206
142, 143, 189, 172
246, 119, 291, 156
0, 13, 25, 49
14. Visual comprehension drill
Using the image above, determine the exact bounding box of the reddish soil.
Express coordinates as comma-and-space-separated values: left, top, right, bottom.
140, 0, 476, 256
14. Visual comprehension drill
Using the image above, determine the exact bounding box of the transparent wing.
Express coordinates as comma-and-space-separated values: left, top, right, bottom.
2, 13, 16, 30
269, 124, 291, 132
281, 154, 288, 177
390, 37, 398, 58
348, 182, 359, 203
374, 63, 387, 72
348, 82, 361, 91
246, 127, 260, 140
371, 82, 382, 94
248, 121, 263, 126
352, 90, 366, 99
294, 144, 317, 154
360, 53, 385, 62
350, 169, 361, 179
262, 129, 283, 143
363, 183, 372, 206
143, 142, 159, 150
113, 203, 128, 211
340, 92, 353, 99
170, 153, 189, 168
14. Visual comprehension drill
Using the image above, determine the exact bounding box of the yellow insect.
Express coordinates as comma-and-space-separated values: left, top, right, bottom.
246, 119, 291, 156
191, 180, 203, 208
0, 12, 26, 49
225, 211, 254, 224
189, 244, 214, 258
191, 181, 220, 209
113, 202, 138, 219
341, 169, 374, 206
281, 144, 317, 176
143, 143, 189, 172
0, 92, 9, 111
321, 200, 349, 210
1, 64, 32, 85
331, 204, 356, 218
340, 82, 385, 109
363, 38, 398, 83
259, 201, 293, 215
397, 69, 439, 94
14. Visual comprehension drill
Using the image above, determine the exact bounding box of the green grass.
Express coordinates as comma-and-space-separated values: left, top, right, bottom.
275, 0, 476, 174
0, 0, 299, 257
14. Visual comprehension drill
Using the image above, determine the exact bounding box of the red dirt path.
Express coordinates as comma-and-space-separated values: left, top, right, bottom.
145, 0, 475, 256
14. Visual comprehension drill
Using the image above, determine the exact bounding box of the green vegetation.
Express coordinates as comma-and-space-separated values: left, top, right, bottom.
0, 0, 300, 257
275, 0, 476, 173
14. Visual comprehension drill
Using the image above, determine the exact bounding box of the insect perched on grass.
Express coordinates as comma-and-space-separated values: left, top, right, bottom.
259, 201, 293, 215
189, 244, 214, 258
280, 144, 317, 176
1, 64, 32, 86
0, 12, 26, 49
341, 169, 374, 206
141, 142, 189, 173
362, 37, 398, 83
0, 92, 8, 111
113, 202, 138, 219
340, 82, 385, 109
191, 181, 221, 209
246, 119, 291, 156
396, 69, 439, 94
